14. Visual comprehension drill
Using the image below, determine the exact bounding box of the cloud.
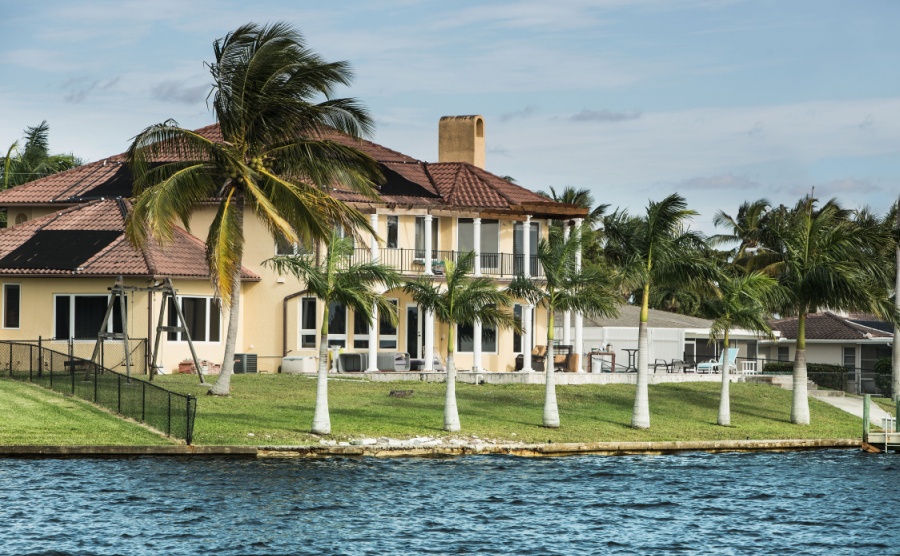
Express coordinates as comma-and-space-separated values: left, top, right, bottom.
570, 109, 641, 122
62, 76, 120, 103
499, 105, 538, 122
151, 80, 210, 105
677, 174, 761, 191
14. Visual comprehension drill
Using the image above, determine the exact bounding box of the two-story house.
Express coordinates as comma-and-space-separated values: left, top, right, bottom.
0, 116, 588, 375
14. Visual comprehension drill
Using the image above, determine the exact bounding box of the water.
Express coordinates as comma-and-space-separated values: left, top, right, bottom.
1, 450, 897, 555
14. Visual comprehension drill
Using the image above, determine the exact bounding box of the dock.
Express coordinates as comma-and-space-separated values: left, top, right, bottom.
862, 394, 900, 453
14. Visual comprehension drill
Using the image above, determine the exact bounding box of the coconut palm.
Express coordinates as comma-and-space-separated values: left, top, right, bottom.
403, 251, 518, 432
758, 197, 898, 424
126, 22, 383, 396
507, 223, 620, 427
604, 193, 718, 429
710, 198, 771, 268
266, 230, 400, 434
891, 199, 900, 401
2, 121, 81, 189
700, 270, 783, 426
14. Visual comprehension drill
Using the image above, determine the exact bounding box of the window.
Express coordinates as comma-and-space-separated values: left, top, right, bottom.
275, 234, 311, 256
54, 294, 124, 340
353, 310, 370, 349
327, 302, 347, 347
842, 347, 856, 371
458, 308, 497, 353
3, 284, 20, 329
513, 221, 540, 275
415, 216, 439, 258
167, 297, 221, 342
386, 216, 398, 249
458, 218, 500, 270
300, 297, 317, 348
777, 346, 790, 362
379, 299, 398, 349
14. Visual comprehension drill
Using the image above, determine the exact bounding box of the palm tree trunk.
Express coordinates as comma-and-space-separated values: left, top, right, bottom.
791, 312, 810, 425
312, 303, 331, 435
893, 202, 900, 402
631, 283, 651, 429
444, 325, 460, 432
717, 330, 731, 426
543, 309, 560, 428
208, 265, 242, 396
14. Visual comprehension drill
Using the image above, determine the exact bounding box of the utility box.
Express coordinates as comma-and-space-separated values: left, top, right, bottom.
377, 352, 410, 371
234, 353, 258, 374
337, 352, 367, 372
282, 355, 316, 374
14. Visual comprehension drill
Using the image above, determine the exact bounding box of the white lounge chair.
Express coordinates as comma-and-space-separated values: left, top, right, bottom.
696, 348, 738, 374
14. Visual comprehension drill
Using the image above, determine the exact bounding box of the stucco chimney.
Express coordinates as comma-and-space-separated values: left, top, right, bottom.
439, 115, 485, 168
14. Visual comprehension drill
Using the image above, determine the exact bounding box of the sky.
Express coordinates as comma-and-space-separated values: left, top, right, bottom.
2, 0, 899, 233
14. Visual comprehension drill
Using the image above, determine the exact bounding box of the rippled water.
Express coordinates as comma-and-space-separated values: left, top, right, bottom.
1, 450, 898, 555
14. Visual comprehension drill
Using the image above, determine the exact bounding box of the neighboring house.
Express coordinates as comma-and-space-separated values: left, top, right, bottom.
573, 305, 769, 371
761, 312, 894, 372
0, 116, 587, 374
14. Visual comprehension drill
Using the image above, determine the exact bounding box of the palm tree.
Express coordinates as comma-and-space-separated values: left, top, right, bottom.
507, 223, 620, 427
538, 186, 609, 266
759, 197, 898, 424
710, 198, 771, 268
891, 199, 900, 401
604, 193, 718, 429
266, 231, 400, 434
700, 270, 782, 426
2, 122, 82, 207
126, 22, 383, 396
403, 251, 518, 432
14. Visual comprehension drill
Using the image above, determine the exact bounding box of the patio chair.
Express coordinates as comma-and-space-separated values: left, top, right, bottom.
696, 348, 738, 374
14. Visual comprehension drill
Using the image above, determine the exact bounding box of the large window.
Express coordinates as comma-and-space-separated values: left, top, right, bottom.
457, 309, 497, 353
327, 302, 347, 347
167, 297, 221, 342
842, 347, 856, 371
777, 346, 790, 362
379, 299, 398, 349
513, 221, 540, 275
353, 310, 370, 349
300, 297, 317, 348
458, 218, 500, 270
415, 216, 439, 258
386, 216, 398, 249
513, 303, 535, 353
54, 294, 124, 340
3, 284, 20, 329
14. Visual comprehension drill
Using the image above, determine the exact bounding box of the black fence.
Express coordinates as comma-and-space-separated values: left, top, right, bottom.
0, 340, 196, 444
349, 248, 545, 278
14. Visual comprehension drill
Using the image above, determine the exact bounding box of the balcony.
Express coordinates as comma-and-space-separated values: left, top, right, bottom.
347, 248, 543, 278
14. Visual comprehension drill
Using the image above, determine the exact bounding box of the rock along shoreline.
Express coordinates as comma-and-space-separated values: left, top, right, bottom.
0, 438, 861, 458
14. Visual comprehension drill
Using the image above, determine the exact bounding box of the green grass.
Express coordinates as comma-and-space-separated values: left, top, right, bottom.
0, 378, 174, 445
873, 397, 897, 416
151, 374, 863, 446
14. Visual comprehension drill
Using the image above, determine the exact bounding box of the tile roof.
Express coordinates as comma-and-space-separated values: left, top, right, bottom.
0, 124, 586, 218
0, 200, 259, 281
581, 304, 714, 329
769, 312, 892, 340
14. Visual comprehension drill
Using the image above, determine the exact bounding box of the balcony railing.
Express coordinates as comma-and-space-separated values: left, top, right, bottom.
346, 248, 543, 278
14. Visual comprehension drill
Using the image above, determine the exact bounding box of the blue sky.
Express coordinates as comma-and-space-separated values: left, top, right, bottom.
3, 0, 899, 232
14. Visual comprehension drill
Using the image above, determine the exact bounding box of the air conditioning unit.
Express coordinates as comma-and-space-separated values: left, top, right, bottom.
281, 355, 316, 374
337, 352, 367, 372
234, 353, 258, 374
377, 352, 410, 371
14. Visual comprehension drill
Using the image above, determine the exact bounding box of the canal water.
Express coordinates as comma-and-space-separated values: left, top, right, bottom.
1, 449, 898, 555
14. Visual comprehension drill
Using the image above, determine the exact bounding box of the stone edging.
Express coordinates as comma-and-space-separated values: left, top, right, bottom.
0, 439, 860, 458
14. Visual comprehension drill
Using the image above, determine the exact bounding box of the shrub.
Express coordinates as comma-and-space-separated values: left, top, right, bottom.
763, 361, 846, 390
874, 357, 892, 398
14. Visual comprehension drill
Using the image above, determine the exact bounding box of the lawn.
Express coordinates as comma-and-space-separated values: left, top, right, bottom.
153, 374, 863, 446
0, 378, 174, 445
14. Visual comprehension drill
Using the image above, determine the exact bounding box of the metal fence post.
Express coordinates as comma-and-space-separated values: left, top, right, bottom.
141, 382, 146, 422
28, 345, 33, 380
117, 373, 122, 415
186, 395, 196, 445
38, 337, 43, 378
167, 392, 172, 437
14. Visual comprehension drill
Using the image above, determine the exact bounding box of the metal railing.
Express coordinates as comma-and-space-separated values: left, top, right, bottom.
0, 339, 196, 444
347, 248, 544, 278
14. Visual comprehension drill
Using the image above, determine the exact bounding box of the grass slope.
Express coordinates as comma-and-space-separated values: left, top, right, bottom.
0, 378, 173, 445
155, 374, 862, 446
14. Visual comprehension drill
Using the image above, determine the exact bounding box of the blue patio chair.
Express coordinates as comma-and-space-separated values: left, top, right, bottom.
696, 348, 738, 374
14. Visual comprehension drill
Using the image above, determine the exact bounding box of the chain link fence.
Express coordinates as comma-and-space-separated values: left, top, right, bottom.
0, 340, 195, 444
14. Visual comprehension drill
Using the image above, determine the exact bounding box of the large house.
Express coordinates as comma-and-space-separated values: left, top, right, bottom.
0, 116, 588, 375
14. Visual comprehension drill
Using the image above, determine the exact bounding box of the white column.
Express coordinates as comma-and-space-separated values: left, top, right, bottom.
574, 218, 584, 372
424, 213, 433, 276
521, 215, 534, 372
562, 221, 571, 347
473, 217, 482, 277
424, 309, 435, 371
473, 320, 482, 372
367, 213, 379, 372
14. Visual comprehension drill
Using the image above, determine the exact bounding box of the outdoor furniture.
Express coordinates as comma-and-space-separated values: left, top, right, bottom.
653, 359, 671, 373
589, 350, 615, 373
552, 345, 577, 372
696, 348, 738, 374
515, 345, 547, 372
622, 348, 638, 372
740, 360, 759, 375
669, 359, 688, 373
